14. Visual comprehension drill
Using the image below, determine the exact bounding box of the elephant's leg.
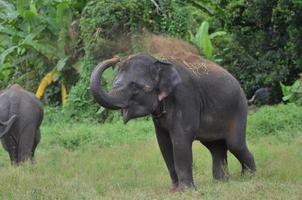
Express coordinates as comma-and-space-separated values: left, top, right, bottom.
155, 126, 178, 190
31, 129, 41, 162
171, 134, 194, 190
2, 136, 18, 165
226, 122, 256, 174
17, 125, 35, 164
228, 143, 256, 174
202, 140, 228, 180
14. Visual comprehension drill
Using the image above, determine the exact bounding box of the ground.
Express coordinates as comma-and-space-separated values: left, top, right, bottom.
0, 104, 301, 199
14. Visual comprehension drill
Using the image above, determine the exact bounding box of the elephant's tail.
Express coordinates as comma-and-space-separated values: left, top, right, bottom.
0, 115, 17, 138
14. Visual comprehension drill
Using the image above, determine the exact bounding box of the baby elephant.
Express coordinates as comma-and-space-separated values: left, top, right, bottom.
0, 84, 43, 165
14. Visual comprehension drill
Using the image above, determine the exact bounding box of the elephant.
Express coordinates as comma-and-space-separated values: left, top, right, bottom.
90, 53, 256, 192
0, 84, 43, 165
248, 87, 271, 105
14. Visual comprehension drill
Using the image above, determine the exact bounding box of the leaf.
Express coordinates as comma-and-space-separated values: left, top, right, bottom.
29, 1, 37, 15
194, 21, 213, 59
22, 25, 46, 41
0, 63, 11, 81
282, 94, 293, 102
72, 61, 83, 73
291, 80, 301, 91
0, 25, 27, 38
0, 0, 18, 21
22, 36, 57, 59
209, 31, 227, 39
56, 57, 69, 71
52, 69, 61, 82
0, 45, 18, 66
56, 1, 72, 28
16, 0, 30, 18
280, 82, 290, 96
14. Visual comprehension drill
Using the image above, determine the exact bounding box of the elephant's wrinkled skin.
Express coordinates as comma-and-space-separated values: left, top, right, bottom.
0, 84, 43, 165
90, 54, 256, 191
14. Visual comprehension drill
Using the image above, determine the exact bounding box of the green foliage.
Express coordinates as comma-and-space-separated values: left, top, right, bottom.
0, 0, 18, 21
45, 103, 302, 150
0, 0, 83, 101
247, 104, 302, 141
213, 0, 302, 99
190, 20, 226, 59
280, 80, 302, 105
0, 104, 302, 199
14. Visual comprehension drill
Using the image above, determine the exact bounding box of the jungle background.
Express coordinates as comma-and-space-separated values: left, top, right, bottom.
0, 0, 302, 199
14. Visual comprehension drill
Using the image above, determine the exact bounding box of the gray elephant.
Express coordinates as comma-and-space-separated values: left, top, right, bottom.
90, 53, 256, 192
0, 84, 43, 165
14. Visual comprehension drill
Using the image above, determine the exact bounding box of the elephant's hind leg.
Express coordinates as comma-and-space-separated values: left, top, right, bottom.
228, 144, 256, 174
31, 129, 41, 162
2, 136, 18, 165
17, 125, 36, 164
226, 121, 256, 174
202, 140, 228, 180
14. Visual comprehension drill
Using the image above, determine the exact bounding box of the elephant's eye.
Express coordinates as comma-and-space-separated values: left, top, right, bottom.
130, 82, 141, 96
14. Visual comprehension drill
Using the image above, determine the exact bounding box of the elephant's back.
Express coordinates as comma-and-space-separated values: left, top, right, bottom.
178, 57, 247, 117
8, 84, 42, 107
4, 85, 43, 126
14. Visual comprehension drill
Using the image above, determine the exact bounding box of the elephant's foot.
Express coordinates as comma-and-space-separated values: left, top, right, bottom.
169, 183, 195, 193
169, 184, 178, 193
241, 168, 256, 177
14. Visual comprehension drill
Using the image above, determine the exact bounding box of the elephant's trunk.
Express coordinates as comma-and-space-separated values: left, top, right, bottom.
0, 115, 17, 138
90, 56, 123, 110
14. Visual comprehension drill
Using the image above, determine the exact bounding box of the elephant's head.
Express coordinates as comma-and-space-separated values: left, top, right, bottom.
90, 54, 182, 123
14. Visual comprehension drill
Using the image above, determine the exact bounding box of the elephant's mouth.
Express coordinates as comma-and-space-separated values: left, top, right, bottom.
122, 108, 130, 124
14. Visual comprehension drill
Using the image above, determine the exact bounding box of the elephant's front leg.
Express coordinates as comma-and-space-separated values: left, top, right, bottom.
171, 131, 195, 191
154, 125, 178, 191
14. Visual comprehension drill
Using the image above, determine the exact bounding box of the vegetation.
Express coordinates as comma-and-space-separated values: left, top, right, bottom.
1, 0, 302, 113
0, 0, 84, 104
1, 1, 302, 199
280, 79, 302, 105
190, 20, 226, 60
0, 104, 301, 199
215, 0, 302, 98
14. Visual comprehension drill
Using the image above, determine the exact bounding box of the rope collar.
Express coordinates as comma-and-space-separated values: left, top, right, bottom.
152, 100, 166, 119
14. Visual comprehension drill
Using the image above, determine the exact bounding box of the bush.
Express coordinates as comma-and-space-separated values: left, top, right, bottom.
0, 0, 84, 99
247, 104, 302, 141
213, 0, 302, 100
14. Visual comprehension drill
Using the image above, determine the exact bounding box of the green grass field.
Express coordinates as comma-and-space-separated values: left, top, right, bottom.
0, 104, 302, 199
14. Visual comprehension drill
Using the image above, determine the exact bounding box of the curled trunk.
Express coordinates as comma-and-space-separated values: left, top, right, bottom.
90, 56, 122, 110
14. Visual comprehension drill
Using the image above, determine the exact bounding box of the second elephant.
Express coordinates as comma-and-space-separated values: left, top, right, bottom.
0, 84, 43, 165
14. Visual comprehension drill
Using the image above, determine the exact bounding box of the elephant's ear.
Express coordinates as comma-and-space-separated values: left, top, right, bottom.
154, 60, 182, 101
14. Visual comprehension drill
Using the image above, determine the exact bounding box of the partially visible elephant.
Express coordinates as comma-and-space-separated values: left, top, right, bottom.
248, 87, 271, 105
0, 84, 43, 165
90, 52, 256, 192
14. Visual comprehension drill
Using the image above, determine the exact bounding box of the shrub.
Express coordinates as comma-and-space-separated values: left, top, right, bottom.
247, 104, 302, 141
213, 0, 302, 100
280, 79, 302, 105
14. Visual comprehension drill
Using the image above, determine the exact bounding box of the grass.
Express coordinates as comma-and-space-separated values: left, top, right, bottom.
0, 104, 302, 199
